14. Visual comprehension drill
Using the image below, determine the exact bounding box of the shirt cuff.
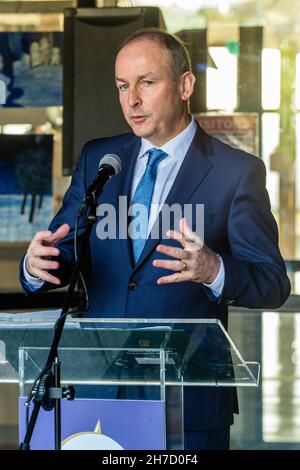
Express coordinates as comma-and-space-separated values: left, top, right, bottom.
23, 254, 45, 290
203, 255, 224, 298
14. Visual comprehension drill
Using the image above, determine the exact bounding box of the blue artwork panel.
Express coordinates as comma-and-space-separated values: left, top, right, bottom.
0, 32, 62, 107
0, 134, 53, 241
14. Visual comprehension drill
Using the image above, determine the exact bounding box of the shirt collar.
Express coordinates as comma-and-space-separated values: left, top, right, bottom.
138, 118, 197, 161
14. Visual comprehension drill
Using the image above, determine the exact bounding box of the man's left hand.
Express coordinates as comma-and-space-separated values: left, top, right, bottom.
153, 218, 221, 285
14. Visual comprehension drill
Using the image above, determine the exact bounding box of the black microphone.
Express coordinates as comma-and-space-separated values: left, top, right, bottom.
84, 153, 122, 203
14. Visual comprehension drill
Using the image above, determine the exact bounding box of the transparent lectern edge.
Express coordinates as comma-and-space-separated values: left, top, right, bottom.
21, 379, 259, 388
72, 317, 221, 324
244, 361, 260, 386
214, 319, 256, 372
0, 310, 61, 320
19, 346, 164, 353
0, 314, 221, 326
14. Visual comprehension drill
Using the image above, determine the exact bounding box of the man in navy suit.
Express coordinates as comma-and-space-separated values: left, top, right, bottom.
20, 29, 290, 449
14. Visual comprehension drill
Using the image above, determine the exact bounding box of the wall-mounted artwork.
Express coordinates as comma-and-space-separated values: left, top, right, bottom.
0, 32, 62, 107
0, 134, 53, 241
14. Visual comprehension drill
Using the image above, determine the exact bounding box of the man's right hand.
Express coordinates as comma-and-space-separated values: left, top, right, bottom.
25, 224, 70, 285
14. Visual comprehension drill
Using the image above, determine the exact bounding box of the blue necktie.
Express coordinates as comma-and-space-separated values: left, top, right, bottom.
131, 148, 167, 263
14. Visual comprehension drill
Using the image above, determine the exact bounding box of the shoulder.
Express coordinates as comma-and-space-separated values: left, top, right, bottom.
76, 132, 138, 175
209, 133, 265, 176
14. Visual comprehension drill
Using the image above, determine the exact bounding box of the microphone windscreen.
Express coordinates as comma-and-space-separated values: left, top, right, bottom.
99, 154, 122, 175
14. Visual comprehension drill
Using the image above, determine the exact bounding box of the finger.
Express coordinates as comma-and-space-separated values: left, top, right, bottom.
156, 244, 188, 260
157, 272, 189, 285
165, 229, 188, 247
30, 268, 61, 285
153, 258, 185, 272
165, 220, 201, 248
33, 230, 53, 243
45, 224, 70, 245
179, 218, 197, 241
179, 218, 204, 248
30, 246, 60, 258
32, 258, 60, 271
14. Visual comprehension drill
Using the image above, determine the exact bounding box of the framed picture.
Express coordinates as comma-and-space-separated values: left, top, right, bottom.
0, 32, 62, 107
0, 134, 53, 241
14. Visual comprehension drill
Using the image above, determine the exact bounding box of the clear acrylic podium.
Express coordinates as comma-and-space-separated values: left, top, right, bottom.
0, 314, 260, 450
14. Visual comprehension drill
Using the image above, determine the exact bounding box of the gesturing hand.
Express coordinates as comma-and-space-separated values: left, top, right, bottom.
26, 224, 70, 285
153, 218, 221, 285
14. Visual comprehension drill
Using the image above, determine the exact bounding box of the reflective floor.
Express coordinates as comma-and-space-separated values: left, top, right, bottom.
229, 307, 300, 450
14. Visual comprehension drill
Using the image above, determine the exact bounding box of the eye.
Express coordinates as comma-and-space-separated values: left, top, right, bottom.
142, 80, 153, 87
118, 83, 128, 92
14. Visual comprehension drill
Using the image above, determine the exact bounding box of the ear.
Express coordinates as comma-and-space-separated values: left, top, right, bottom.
179, 71, 196, 102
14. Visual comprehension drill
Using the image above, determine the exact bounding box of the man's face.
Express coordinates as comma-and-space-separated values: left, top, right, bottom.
115, 39, 188, 147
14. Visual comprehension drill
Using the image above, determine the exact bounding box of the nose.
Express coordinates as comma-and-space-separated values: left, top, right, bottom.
127, 87, 141, 108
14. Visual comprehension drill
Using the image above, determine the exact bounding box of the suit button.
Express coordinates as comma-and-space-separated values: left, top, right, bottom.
128, 281, 138, 290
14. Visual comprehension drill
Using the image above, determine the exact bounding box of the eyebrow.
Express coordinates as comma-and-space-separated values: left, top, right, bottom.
115, 73, 157, 83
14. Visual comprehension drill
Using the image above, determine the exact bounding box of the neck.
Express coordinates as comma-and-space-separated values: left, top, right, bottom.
149, 113, 192, 147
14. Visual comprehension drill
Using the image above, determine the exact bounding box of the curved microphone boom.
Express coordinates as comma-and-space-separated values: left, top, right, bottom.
84, 153, 122, 203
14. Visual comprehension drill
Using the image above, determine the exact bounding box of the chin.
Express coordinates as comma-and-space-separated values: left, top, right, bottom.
131, 127, 153, 139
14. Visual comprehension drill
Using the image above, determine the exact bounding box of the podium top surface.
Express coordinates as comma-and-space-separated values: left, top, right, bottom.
0, 311, 259, 387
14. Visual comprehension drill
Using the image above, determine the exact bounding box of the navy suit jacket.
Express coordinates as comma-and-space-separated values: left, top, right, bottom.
20, 123, 290, 431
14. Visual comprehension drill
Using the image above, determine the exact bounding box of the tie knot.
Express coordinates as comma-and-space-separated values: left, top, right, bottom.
147, 148, 166, 170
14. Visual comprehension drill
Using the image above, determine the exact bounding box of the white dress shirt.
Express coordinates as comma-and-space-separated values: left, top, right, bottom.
24, 118, 224, 296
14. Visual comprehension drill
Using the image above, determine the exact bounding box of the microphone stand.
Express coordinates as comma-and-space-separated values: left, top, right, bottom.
19, 190, 99, 450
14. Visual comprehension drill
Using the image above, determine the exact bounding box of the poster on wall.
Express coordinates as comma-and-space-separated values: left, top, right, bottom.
194, 113, 259, 156
0, 32, 62, 107
0, 134, 53, 241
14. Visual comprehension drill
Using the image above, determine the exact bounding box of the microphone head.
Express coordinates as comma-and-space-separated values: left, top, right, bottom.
99, 154, 122, 175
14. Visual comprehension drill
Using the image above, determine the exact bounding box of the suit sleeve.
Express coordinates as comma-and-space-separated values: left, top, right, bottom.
218, 157, 290, 309
20, 144, 88, 295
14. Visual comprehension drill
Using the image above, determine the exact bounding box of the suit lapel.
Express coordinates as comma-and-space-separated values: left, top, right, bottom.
107, 135, 141, 202
115, 136, 141, 268
132, 124, 214, 271
97, 134, 141, 269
